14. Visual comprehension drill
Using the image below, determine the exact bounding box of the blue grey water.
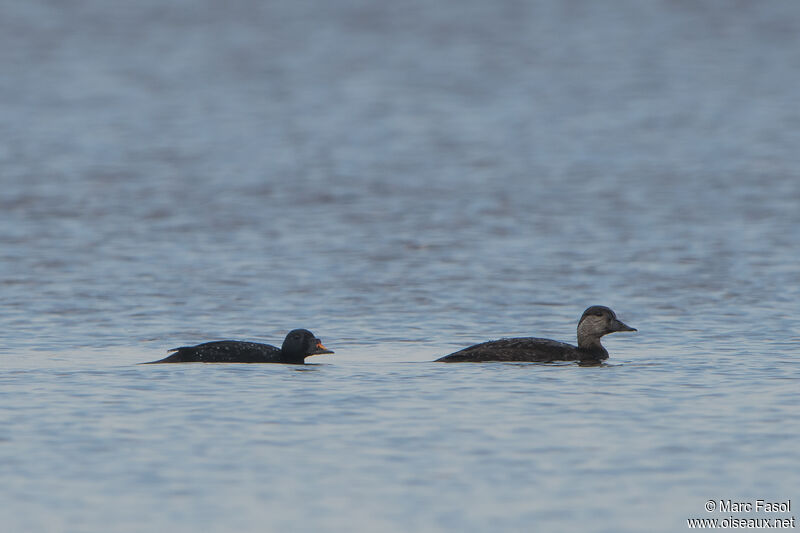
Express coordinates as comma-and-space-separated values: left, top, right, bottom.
1, 1, 798, 531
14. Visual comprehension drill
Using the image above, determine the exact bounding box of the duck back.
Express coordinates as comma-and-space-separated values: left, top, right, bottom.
436, 337, 604, 363
147, 341, 284, 363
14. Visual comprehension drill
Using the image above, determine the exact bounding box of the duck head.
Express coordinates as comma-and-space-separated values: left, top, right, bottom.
577, 306, 636, 348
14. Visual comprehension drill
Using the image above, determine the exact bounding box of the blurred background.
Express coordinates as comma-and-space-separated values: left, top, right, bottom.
2, 0, 798, 355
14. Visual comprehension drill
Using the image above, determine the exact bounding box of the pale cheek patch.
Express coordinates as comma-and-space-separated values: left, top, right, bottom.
578, 315, 605, 337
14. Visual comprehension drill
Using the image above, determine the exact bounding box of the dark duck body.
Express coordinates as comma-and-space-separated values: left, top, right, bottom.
145, 329, 333, 364
436, 306, 635, 363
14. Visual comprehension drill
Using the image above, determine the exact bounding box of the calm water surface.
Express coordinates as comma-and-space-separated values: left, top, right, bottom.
1, 1, 798, 532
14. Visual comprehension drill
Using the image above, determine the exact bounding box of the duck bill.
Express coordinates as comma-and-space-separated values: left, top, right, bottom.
612, 319, 637, 332
310, 340, 334, 355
